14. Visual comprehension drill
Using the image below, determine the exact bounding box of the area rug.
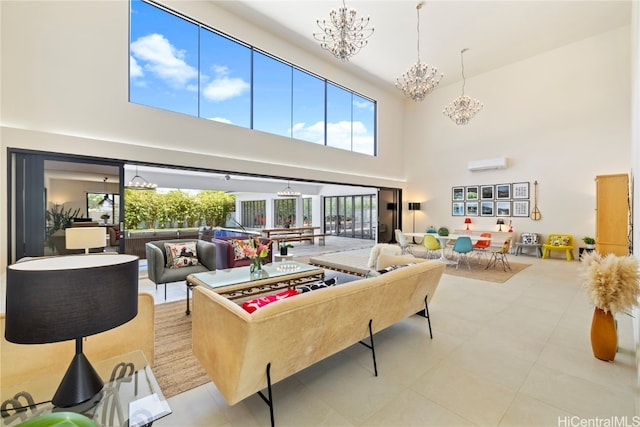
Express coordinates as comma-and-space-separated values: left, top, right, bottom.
443, 259, 531, 283
154, 300, 210, 398
305, 249, 530, 284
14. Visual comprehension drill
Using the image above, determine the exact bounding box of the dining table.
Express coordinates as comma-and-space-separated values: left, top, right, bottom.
403, 232, 492, 264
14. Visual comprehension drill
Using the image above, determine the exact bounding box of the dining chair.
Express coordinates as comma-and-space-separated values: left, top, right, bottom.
472, 232, 492, 264
395, 229, 413, 255
452, 236, 473, 270
423, 234, 441, 259
486, 238, 512, 271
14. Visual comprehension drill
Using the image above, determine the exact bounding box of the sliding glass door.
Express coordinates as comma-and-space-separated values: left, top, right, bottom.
323, 195, 377, 239
8, 149, 123, 263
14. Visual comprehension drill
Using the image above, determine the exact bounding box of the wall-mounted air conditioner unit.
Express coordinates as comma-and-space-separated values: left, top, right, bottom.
467, 157, 507, 171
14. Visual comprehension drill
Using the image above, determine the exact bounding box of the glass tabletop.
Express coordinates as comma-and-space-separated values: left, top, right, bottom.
1, 350, 171, 427
189, 261, 322, 290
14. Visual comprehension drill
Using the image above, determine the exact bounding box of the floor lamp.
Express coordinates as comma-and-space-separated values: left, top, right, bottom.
387, 203, 397, 243
408, 202, 421, 243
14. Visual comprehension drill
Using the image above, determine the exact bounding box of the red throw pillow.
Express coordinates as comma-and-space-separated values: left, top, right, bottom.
241, 289, 299, 313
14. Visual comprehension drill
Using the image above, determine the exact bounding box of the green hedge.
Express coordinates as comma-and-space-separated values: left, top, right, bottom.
124, 189, 235, 230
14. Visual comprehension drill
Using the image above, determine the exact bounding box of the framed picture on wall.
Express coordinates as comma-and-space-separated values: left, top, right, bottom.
452, 187, 464, 201
466, 186, 479, 201
512, 182, 530, 199
480, 201, 494, 216
512, 200, 530, 217
452, 202, 465, 216
480, 185, 494, 200
496, 184, 511, 200
496, 201, 511, 216
466, 202, 479, 216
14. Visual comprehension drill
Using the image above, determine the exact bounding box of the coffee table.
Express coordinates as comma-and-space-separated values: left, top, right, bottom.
185, 261, 324, 314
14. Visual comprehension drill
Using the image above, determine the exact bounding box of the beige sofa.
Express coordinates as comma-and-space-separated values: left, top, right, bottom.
192, 254, 445, 423
1, 293, 155, 390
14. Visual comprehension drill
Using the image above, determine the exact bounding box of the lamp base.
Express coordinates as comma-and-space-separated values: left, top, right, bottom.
53, 390, 104, 414
52, 352, 104, 408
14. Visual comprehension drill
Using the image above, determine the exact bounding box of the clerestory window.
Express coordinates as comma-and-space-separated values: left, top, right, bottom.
129, 0, 376, 156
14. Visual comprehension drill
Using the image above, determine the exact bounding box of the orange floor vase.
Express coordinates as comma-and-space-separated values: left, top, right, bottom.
590, 307, 617, 361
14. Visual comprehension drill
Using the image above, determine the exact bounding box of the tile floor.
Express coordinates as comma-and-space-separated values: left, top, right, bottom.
140, 246, 640, 426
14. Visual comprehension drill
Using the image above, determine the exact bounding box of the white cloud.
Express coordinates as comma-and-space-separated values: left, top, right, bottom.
130, 56, 144, 78
353, 100, 373, 110
202, 65, 249, 101
291, 120, 373, 153
292, 121, 324, 144
208, 117, 233, 124
130, 33, 197, 88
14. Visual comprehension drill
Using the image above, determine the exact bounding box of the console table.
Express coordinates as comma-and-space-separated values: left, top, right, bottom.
1, 351, 171, 427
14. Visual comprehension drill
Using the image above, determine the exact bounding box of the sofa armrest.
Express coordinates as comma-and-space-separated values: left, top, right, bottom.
212, 238, 234, 270
376, 253, 428, 270
145, 243, 166, 284
197, 240, 216, 271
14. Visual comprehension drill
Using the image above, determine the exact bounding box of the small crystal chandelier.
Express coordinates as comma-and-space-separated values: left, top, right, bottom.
396, 2, 443, 102
313, 0, 374, 62
443, 48, 483, 125
277, 181, 301, 197
125, 165, 157, 190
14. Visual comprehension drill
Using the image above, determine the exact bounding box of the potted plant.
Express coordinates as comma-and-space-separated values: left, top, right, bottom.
280, 243, 294, 256
582, 236, 596, 249
45, 205, 81, 249
581, 252, 640, 361
437, 226, 449, 236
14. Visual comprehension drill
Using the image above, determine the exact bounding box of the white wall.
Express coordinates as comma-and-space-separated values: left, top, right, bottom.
403, 26, 632, 241
0, 0, 406, 288
0, 0, 405, 188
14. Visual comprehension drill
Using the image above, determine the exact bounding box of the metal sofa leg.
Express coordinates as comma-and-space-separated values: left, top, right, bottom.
257, 363, 275, 427
359, 319, 378, 376
416, 295, 433, 339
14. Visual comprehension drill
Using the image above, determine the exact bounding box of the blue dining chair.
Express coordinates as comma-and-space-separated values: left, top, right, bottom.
452, 236, 473, 270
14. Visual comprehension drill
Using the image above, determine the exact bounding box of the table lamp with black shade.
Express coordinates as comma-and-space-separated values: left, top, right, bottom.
496, 218, 505, 231
408, 202, 421, 243
5, 254, 139, 409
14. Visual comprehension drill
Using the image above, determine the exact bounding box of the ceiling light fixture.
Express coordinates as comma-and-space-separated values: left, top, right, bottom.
443, 48, 483, 125
125, 166, 157, 190
396, 2, 443, 102
277, 181, 301, 197
313, 0, 374, 62
98, 177, 113, 209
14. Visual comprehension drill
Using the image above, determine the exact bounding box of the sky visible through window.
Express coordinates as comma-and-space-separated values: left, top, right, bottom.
129, 0, 376, 155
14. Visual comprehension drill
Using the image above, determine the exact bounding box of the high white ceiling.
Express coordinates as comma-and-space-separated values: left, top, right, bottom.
218, 0, 632, 91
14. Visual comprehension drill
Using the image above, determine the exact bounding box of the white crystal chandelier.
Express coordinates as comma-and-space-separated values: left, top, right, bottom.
443, 48, 483, 125
396, 2, 443, 102
313, 0, 374, 62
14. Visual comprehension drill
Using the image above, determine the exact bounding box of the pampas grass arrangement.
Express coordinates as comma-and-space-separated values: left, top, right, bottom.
581, 252, 640, 314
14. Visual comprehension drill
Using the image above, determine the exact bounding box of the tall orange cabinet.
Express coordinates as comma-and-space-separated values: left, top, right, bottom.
595, 173, 629, 256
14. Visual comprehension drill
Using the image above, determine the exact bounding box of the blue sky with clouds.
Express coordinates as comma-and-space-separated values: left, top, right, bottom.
129, 0, 375, 155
